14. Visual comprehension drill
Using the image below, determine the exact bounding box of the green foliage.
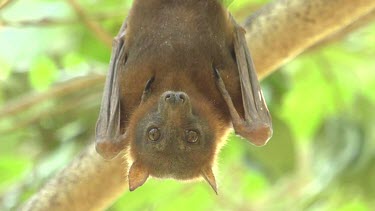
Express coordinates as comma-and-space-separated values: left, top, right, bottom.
0, 0, 375, 210
339, 199, 370, 211
0, 156, 31, 191
0, 59, 11, 81
228, 0, 269, 11
29, 56, 58, 91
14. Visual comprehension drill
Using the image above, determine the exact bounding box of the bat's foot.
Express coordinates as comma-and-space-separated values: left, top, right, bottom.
233, 122, 272, 146
213, 67, 272, 146
95, 139, 125, 160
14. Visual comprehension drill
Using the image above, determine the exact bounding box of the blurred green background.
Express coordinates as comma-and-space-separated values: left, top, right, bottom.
1, 0, 375, 210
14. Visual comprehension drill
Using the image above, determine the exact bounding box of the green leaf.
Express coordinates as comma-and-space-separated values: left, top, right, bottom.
0, 156, 31, 191
62, 52, 85, 69
280, 58, 336, 140
28, 56, 58, 91
338, 198, 370, 211
0, 58, 11, 81
228, 0, 268, 11
222, 0, 235, 7
243, 171, 269, 198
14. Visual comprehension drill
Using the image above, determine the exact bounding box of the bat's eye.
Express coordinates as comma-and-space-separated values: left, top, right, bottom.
148, 128, 161, 141
185, 130, 199, 143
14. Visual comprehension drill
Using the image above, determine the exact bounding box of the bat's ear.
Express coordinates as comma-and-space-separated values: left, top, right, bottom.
201, 166, 218, 194
128, 161, 149, 191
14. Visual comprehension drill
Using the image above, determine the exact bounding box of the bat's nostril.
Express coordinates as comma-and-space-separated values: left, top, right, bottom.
178, 94, 185, 102
163, 91, 189, 105
165, 94, 172, 101
177, 92, 188, 103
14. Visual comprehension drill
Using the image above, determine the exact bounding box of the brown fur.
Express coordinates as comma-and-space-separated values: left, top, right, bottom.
94, 0, 273, 193
119, 0, 245, 127
101, 0, 249, 191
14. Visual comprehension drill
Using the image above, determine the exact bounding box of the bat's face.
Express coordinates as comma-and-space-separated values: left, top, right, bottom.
127, 91, 225, 192
134, 91, 214, 177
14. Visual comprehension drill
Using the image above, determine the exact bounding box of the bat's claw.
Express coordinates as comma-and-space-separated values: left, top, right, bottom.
95, 139, 125, 160
250, 123, 273, 146
235, 123, 272, 146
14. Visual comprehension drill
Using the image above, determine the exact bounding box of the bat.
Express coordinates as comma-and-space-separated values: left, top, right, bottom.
95, 0, 272, 193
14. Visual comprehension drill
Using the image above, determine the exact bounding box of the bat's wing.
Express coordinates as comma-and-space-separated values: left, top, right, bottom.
95, 20, 128, 159
215, 15, 272, 146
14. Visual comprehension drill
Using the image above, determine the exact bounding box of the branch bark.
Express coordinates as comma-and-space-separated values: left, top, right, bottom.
245, 0, 375, 78
22, 0, 375, 210
0, 0, 14, 10
22, 146, 127, 211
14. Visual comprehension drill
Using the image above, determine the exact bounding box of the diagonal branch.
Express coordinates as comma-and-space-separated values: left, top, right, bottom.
0, 0, 14, 10
0, 13, 124, 27
0, 75, 104, 120
66, 0, 113, 47
244, 0, 375, 78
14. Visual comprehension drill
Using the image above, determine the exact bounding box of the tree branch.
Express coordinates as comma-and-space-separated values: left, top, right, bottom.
0, 0, 14, 10
310, 9, 375, 50
0, 93, 101, 135
22, 146, 127, 211
0, 75, 104, 119
244, 0, 375, 78
0, 14, 124, 27
21, 0, 375, 210
66, 0, 113, 47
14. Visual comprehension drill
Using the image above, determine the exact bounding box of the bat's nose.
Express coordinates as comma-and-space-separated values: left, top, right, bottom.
159, 91, 192, 116
163, 91, 188, 105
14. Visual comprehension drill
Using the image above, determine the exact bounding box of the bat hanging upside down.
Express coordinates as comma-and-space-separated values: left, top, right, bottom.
95, 0, 272, 193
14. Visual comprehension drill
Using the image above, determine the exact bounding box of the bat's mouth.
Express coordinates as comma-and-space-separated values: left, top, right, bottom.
148, 157, 203, 180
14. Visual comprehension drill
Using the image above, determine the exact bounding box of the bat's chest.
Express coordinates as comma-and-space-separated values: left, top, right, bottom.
122, 39, 240, 112
126, 2, 231, 70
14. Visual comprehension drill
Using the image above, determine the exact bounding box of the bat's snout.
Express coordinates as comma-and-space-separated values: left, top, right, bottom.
161, 91, 189, 106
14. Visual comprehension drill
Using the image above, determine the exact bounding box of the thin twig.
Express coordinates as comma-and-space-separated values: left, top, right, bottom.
66, 0, 113, 47
0, 14, 123, 27
0, 92, 102, 135
0, 75, 104, 120
0, 18, 77, 27
0, 0, 14, 10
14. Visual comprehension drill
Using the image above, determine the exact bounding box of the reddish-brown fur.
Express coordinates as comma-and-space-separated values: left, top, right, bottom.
119, 0, 245, 129
95, 0, 272, 192
113, 0, 248, 191
126, 92, 229, 173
